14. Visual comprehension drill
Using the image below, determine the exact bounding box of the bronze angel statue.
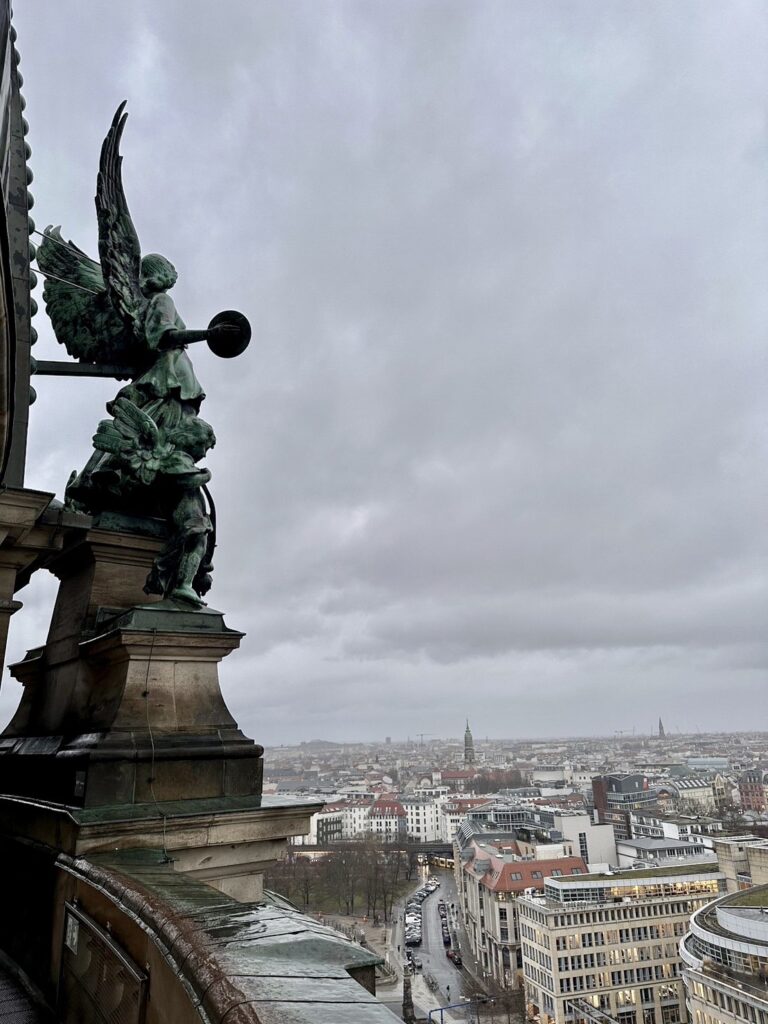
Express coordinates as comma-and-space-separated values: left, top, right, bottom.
36, 102, 250, 606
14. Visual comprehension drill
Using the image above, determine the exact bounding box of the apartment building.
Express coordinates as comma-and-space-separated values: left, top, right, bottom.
465, 801, 618, 866
440, 798, 493, 842
592, 775, 657, 841
457, 829, 587, 989
414, 784, 450, 800
738, 770, 768, 813
615, 837, 715, 868
293, 805, 344, 845
342, 798, 374, 838
629, 810, 724, 846
536, 808, 618, 867
401, 796, 441, 842
668, 777, 724, 812
518, 860, 726, 1024
681, 884, 768, 1024
367, 797, 407, 839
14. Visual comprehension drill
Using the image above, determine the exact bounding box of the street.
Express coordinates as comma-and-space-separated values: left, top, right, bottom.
418, 868, 468, 1006
382, 866, 474, 1019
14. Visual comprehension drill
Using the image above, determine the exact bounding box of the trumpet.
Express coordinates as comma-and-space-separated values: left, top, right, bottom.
34, 310, 252, 380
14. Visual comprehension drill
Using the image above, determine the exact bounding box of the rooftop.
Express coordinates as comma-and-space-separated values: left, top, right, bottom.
70, 848, 398, 1024
556, 860, 722, 882
619, 836, 712, 851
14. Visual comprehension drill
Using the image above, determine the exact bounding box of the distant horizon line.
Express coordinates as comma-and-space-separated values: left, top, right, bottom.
262, 728, 766, 749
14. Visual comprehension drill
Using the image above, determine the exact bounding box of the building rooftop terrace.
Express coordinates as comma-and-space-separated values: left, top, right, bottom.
554, 860, 722, 883
728, 886, 768, 909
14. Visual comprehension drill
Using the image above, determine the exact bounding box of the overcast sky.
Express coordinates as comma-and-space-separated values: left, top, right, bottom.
5, 1, 768, 744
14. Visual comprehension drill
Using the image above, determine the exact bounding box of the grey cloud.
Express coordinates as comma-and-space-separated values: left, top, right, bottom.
6, 1, 768, 741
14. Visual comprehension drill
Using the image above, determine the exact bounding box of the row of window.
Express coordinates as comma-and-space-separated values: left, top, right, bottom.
548, 888, 720, 913
691, 982, 768, 1024
523, 959, 554, 993
596, 1007, 681, 1024
558, 964, 678, 993
553, 921, 686, 950
556, 945, 678, 972
688, 934, 768, 979
522, 941, 552, 972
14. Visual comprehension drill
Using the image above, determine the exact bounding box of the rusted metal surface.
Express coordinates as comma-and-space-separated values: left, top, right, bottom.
59, 850, 403, 1024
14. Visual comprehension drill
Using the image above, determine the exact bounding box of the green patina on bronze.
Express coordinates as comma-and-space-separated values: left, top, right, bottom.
35, 103, 250, 607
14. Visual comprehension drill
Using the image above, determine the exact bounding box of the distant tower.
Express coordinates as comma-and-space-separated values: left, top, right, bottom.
464, 719, 475, 765
658, 717, 666, 739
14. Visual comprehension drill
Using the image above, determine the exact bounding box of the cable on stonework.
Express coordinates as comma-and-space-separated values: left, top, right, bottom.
30, 227, 98, 264
33, 267, 101, 295
142, 627, 171, 862
30, 230, 103, 294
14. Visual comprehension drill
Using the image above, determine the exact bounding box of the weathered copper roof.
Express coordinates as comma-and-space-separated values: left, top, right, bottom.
62, 849, 402, 1024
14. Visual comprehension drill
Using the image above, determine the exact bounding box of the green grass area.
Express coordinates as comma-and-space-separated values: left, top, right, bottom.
729, 886, 768, 907
563, 861, 722, 883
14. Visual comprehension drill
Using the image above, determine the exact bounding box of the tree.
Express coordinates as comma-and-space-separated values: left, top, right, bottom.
322, 844, 362, 915
473, 769, 525, 794
295, 856, 318, 910
404, 843, 421, 881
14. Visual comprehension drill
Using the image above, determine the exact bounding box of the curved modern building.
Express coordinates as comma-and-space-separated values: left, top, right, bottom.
681, 886, 768, 1024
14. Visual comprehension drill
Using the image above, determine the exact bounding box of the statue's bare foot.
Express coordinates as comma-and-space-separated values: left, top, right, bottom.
170, 584, 206, 607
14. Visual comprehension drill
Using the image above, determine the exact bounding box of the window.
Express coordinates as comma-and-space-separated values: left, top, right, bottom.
579, 831, 589, 860
532, 871, 543, 879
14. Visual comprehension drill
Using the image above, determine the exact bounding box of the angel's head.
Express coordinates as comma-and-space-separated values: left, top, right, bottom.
140, 253, 178, 294
170, 416, 216, 462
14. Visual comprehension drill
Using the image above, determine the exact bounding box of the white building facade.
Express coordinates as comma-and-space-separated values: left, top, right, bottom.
681, 885, 768, 1024
518, 862, 726, 1024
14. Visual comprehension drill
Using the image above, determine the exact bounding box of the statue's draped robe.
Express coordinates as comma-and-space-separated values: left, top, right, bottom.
131, 294, 204, 407
67, 291, 207, 512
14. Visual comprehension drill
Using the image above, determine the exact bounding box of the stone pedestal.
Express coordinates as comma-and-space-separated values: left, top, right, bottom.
0, 518, 263, 808
0, 518, 301, 902
2, 600, 262, 808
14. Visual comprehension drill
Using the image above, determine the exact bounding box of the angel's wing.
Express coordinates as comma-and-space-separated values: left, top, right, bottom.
94, 397, 172, 486
36, 226, 137, 364
96, 101, 146, 338
109, 396, 160, 448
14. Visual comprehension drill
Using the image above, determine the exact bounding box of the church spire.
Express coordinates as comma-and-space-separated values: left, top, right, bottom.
464, 719, 475, 765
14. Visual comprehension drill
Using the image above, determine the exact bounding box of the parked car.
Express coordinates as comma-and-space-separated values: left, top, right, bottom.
453, 954, 463, 968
